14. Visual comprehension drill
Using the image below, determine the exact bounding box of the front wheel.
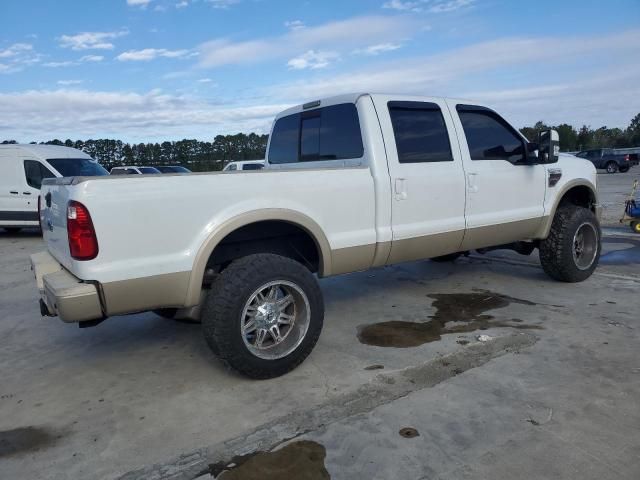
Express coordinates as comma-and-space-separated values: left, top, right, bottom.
539, 205, 601, 282
201, 253, 324, 379
605, 162, 619, 174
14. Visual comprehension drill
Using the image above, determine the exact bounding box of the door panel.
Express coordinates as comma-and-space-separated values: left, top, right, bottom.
448, 102, 546, 250
372, 96, 467, 264
0, 156, 34, 225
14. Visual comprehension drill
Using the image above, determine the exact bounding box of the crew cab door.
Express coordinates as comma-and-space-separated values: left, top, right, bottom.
372, 96, 467, 263
448, 102, 546, 250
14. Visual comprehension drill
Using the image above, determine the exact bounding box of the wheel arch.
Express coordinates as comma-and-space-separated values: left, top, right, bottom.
185, 209, 332, 306
537, 180, 598, 239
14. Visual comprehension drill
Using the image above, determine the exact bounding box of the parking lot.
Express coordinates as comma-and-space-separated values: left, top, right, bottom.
1, 170, 639, 480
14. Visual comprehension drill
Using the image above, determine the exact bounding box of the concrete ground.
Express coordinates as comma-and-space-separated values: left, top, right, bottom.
0, 170, 639, 480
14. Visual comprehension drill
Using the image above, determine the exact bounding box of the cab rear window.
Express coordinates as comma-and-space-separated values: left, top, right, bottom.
269, 103, 364, 164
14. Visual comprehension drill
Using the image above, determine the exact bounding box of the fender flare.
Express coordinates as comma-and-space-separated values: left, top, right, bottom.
536, 179, 598, 239
184, 208, 332, 306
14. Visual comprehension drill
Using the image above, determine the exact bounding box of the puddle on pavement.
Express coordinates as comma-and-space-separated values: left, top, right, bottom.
211, 440, 329, 480
358, 291, 543, 348
600, 237, 640, 265
0, 426, 58, 457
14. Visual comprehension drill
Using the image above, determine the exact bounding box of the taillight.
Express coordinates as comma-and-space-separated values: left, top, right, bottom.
624, 154, 629, 162
67, 201, 98, 260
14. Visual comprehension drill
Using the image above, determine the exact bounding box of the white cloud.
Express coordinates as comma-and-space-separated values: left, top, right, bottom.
353, 43, 402, 56
116, 48, 192, 61
57, 80, 84, 86
80, 55, 104, 62
197, 78, 213, 83
176, 1, 189, 8
0, 88, 288, 141
383, 0, 473, 13
127, 0, 152, 6
287, 50, 339, 70
206, 0, 241, 9
0, 43, 33, 58
59, 30, 128, 51
285, 20, 305, 31
198, 15, 414, 68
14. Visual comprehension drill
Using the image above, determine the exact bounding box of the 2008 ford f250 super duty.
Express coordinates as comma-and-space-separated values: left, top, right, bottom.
32, 93, 602, 378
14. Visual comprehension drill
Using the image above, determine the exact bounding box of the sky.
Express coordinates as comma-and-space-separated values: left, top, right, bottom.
1, 0, 639, 142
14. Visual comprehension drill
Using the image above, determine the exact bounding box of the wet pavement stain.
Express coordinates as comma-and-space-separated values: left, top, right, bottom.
600, 237, 640, 265
210, 440, 329, 480
399, 427, 420, 438
358, 291, 543, 348
0, 427, 58, 457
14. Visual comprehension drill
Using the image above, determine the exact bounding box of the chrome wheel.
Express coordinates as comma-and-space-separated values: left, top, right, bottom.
572, 222, 598, 270
241, 280, 310, 360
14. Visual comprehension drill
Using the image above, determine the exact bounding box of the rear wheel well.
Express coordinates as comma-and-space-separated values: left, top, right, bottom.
205, 221, 320, 277
558, 185, 596, 212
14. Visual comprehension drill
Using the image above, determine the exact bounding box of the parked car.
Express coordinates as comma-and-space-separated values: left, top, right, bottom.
110, 166, 162, 175
0, 144, 108, 232
223, 160, 265, 171
33, 93, 601, 379
154, 165, 192, 173
575, 148, 639, 173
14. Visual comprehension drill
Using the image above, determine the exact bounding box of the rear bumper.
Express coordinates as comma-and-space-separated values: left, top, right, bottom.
30, 251, 104, 323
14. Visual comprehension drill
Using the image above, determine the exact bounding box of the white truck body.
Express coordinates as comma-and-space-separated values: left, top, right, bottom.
31, 93, 601, 377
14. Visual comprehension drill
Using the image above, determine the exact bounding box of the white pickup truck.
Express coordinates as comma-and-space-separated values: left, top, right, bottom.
32, 93, 601, 378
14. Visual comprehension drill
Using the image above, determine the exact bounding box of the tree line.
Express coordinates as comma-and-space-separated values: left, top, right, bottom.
2, 113, 639, 170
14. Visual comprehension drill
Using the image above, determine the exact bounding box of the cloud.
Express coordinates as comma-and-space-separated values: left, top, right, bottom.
197, 78, 213, 83
57, 80, 84, 86
80, 55, 104, 62
285, 20, 305, 31
198, 15, 414, 68
0, 43, 41, 73
383, 0, 473, 13
0, 88, 289, 141
116, 48, 192, 61
353, 43, 402, 56
287, 50, 339, 70
59, 30, 128, 50
206, 0, 241, 9
176, 1, 189, 8
0, 43, 33, 58
44, 55, 105, 68
127, 0, 152, 6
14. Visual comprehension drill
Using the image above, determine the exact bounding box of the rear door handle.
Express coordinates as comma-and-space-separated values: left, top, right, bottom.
394, 178, 408, 200
467, 173, 479, 193
23, 192, 32, 195
9, 191, 18, 195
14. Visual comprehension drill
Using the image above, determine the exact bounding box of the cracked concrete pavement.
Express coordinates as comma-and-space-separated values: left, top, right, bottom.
1, 171, 639, 479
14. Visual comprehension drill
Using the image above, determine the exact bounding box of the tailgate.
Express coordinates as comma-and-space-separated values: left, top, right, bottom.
40, 179, 74, 270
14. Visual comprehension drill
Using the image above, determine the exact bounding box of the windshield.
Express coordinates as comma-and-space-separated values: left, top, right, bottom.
138, 167, 162, 174
46, 158, 109, 177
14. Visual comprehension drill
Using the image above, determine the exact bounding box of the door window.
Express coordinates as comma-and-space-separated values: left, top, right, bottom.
24, 160, 55, 189
388, 101, 453, 163
457, 106, 525, 163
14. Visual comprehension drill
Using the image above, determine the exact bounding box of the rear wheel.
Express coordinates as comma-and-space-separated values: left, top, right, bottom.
631, 221, 640, 234
619, 166, 630, 173
539, 205, 601, 282
605, 162, 619, 174
201, 253, 324, 379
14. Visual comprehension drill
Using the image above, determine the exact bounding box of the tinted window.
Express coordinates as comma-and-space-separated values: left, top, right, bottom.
46, 158, 108, 177
242, 163, 264, 170
268, 103, 364, 164
24, 160, 55, 189
457, 107, 525, 163
226, 164, 237, 171
388, 102, 453, 163
139, 167, 161, 174
269, 114, 299, 164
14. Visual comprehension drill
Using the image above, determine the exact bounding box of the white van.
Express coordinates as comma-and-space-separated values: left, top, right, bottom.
0, 144, 108, 232
222, 159, 265, 171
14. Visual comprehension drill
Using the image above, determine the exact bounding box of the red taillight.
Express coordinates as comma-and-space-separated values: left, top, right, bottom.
624, 154, 630, 162
67, 201, 98, 260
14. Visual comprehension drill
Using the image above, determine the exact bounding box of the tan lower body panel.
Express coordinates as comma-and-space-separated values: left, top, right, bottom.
461, 217, 543, 251
386, 230, 465, 265
330, 243, 377, 275
101, 271, 191, 316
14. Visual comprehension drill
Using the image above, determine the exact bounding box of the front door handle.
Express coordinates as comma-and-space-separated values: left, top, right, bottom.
9, 191, 18, 195
394, 178, 408, 200
467, 173, 479, 193
23, 192, 32, 195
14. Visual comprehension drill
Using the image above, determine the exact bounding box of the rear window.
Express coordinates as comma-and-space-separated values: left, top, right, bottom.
47, 158, 109, 177
269, 103, 364, 164
388, 101, 453, 163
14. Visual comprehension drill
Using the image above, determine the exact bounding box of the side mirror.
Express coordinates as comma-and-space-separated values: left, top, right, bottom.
538, 129, 559, 164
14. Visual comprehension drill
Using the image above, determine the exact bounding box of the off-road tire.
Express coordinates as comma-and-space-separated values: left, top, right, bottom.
539, 205, 601, 282
430, 252, 462, 262
619, 166, 630, 173
201, 253, 324, 379
605, 162, 618, 174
